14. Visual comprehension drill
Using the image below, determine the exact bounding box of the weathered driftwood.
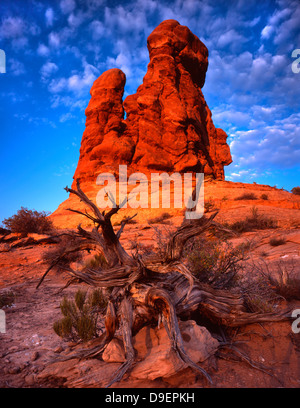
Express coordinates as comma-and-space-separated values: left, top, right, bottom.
39, 179, 291, 387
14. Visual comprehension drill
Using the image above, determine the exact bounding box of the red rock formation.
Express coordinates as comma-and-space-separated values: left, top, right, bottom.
72, 19, 232, 188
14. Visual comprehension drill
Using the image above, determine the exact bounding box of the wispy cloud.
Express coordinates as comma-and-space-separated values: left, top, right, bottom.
0, 0, 299, 200
45, 8, 55, 27
60, 0, 76, 15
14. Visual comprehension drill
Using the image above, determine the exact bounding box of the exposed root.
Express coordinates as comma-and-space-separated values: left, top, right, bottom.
217, 343, 284, 386
39, 180, 292, 387
106, 297, 135, 388
146, 287, 213, 384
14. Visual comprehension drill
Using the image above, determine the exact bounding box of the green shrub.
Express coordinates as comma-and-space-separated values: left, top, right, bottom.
241, 275, 278, 313
148, 212, 172, 224
0, 291, 15, 308
84, 253, 108, 269
247, 259, 300, 303
42, 235, 83, 270
291, 187, 300, 195
260, 194, 268, 200
113, 216, 137, 226
269, 237, 286, 247
266, 261, 300, 301
230, 207, 277, 233
2, 207, 54, 236
187, 239, 246, 289
53, 288, 108, 342
235, 192, 257, 200
204, 198, 215, 212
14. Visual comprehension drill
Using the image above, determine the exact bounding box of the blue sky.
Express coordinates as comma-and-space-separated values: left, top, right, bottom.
0, 0, 299, 222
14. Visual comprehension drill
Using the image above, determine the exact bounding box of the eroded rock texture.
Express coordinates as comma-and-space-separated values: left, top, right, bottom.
72, 19, 232, 188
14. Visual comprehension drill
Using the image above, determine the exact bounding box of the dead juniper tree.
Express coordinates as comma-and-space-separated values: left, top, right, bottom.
39, 180, 290, 387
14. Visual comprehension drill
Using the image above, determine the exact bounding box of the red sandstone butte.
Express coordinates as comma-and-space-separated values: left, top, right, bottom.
72, 19, 232, 188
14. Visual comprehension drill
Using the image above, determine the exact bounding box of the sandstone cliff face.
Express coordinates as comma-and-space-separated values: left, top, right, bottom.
72, 19, 232, 188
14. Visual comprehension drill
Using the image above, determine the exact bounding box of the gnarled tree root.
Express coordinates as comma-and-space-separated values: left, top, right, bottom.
39, 180, 292, 387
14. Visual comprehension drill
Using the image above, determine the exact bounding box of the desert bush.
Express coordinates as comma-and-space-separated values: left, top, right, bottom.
53, 288, 108, 341
147, 212, 172, 224
84, 253, 108, 269
2, 207, 54, 236
150, 224, 174, 259
260, 193, 268, 200
42, 235, 83, 270
0, 290, 15, 308
269, 237, 286, 247
246, 259, 300, 302
265, 261, 300, 301
235, 192, 257, 200
113, 216, 137, 226
229, 207, 277, 233
291, 187, 300, 195
0, 227, 11, 235
187, 239, 246, 289
204, 198, 215, 212
239, 269, 279, 313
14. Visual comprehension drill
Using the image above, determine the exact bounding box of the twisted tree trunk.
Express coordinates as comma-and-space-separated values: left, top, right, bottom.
39, 180, 291, 387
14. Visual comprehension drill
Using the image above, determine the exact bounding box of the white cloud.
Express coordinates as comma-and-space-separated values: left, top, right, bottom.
50, 94, 88, 110
0, 17, 25, 39
49, 32, 61, 48
68, 12, 85, 28
37, 43, 50, 57
90, 20, 105, 40
0, 16, 40, 48
48, 61, 99, 95
261, 25, 273, 39
45, 8, 55, 27
104, 4, 149, 36
68, 62, 98, 92
60, 0, 76, 15
40, 61, 58, 81
9, 58, 26, 76
229, 115, 300, 171
59, 112, 75, 122
217, 29, 248, 50
107, 52, 132, 78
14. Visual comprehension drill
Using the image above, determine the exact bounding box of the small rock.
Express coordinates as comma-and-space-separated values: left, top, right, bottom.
24, 374, 35, 386
31, 351, 39, 361
54, 346, 63, 353
0, 243, 11, 252
29, 334, 43, 346
130, 319, 219, 381
19, 362, 29, 370
102, 338, 126, 363
8, 346, 19, 353
8, 366, 20, 374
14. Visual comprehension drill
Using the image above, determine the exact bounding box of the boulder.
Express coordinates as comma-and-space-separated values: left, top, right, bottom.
102, 319, 219, 380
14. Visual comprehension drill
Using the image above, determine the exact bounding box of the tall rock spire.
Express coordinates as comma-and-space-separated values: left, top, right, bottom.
72, 19, 231, 188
